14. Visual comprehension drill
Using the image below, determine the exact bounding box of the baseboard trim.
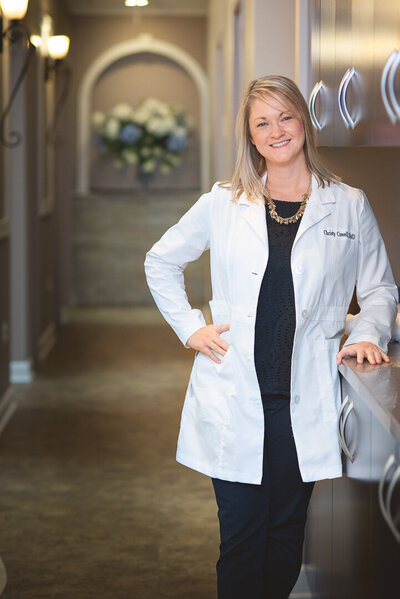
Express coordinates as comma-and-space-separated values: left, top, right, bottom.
0, 387, 17, 436
10, 360, 34, 383
38, 323, 56, 361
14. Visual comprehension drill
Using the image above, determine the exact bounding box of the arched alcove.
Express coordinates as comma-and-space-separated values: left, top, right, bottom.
77, 34, 210, 193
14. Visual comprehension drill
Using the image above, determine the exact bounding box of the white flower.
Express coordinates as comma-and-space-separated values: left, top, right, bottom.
92, 111, 105, 130
142, 159, 156, 173
140, 147, 152, 158
160, 163, 172, 175
104, 117, 120, 140
110, 103, 134, 120
122, 149, 138, 165
133, 108, 151, 125
166, 153, 181, 167
146, 115, 175, 137
141, 97, 169, 116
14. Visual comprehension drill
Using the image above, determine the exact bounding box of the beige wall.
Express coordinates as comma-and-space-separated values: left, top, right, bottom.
70, 15, 207, 190
319, 147, 400, 286
208, 0, 297, 181
253, 0, 296, 80
6, 0, 72, 378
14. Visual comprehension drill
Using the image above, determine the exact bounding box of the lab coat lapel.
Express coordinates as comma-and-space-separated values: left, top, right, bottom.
237, 174, 336, 248
238, 194, 267, 246
294, 175, 336, 247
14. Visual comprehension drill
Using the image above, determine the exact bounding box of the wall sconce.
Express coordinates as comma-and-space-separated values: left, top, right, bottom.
45, 35, 71, 146
45, 34, 70, 79
1, 0, 28, 20
0, 0, 34, 148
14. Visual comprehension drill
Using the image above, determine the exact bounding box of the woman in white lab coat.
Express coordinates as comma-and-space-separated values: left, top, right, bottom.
145, 76, 398, 599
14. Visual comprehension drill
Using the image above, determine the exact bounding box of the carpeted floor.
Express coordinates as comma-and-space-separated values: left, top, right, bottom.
0, 319, 218, 598
0, 313, 312, 598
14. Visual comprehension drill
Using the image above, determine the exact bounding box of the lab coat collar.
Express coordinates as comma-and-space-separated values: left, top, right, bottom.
237, 172, 336, 244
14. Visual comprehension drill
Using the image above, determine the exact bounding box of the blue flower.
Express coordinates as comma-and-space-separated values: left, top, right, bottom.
166, 132, 187, 152
119, 124, 141, 144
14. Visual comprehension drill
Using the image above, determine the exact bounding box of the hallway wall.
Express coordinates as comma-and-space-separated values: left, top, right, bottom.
208, 0, 297, 181
0, 244, 9, 397
0, 36, 9, 398
1, 0, 72, 387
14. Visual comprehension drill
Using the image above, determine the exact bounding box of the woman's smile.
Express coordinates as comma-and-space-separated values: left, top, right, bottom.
249, 95, 305, 167
270, 139, 291, 148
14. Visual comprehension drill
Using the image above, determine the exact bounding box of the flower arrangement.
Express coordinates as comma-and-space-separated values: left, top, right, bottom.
91, 98, 192, 176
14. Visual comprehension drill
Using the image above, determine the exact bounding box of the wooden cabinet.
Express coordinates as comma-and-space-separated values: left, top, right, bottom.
304, 376, 400, 599
309, 0, 400, 146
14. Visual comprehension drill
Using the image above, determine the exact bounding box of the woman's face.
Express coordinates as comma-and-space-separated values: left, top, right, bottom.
248, 94, 305, 168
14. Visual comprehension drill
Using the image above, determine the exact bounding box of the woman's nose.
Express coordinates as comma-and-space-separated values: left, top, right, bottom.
270, 121, 284, 137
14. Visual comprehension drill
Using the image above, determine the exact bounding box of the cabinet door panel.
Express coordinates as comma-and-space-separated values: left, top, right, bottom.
332, 379, 372, 599
348, 0, 375, 146
313, 0, 336, 146
304, 479, 333, 599
333, 0, 353, 146
372, 0, 400, 145
370, 420, 400, 598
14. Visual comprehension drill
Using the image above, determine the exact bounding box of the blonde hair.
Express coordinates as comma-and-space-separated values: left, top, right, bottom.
220, 75, 340, 201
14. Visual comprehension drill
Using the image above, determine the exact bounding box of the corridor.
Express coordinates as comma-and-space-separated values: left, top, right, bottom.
0, 311, 219, 598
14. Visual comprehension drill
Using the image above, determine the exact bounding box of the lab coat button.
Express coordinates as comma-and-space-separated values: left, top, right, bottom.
294, 395, 300, 404
302, 310, 309, 319
295, 265, 304, 275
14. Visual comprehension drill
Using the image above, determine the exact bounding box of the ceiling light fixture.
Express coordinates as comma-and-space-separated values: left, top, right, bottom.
125, 0, 149, 7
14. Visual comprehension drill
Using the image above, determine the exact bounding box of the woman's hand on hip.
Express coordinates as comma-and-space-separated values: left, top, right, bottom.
336, 341, 390, 366
186, 324, 230, 364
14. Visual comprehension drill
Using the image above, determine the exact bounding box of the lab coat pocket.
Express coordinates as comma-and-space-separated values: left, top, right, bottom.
186, 381, 230, 425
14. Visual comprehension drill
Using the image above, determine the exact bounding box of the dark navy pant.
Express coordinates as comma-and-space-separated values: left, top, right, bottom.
212, 394, 314, 599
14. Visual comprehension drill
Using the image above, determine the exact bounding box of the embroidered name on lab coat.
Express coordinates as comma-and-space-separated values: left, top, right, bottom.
323, 229, 356, 240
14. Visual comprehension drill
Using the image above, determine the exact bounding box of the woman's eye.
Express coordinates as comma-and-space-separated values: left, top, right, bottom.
282, 116, 292, 121
257, 122, 267, 127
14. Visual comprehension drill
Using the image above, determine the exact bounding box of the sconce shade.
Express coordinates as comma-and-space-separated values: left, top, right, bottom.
48, 35, 70, 60
0, 0, 29, 20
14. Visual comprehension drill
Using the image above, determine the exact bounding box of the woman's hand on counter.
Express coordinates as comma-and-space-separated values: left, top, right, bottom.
186, 324, 230, 364
336, 341, 390, 366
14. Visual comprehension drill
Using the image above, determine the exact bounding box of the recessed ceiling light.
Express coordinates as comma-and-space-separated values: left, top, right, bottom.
125, 0, 149, 7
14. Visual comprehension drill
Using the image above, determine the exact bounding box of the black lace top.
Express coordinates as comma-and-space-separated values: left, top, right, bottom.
254, 199, 304, 398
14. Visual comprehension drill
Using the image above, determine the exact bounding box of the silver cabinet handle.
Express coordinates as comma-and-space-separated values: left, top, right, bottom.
378, 454, 396, 527
309, 81, 324, 131
338, 67, 357, 129
337, 394, 355, 462
388, 51, 400, 120
337, 393, 350, 446
341, 400, 355, 462
385, 464, 400, 543
380, 50, 398, 124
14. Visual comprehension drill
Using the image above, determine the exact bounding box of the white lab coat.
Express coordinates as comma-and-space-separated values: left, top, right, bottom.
144, 175, 398, 483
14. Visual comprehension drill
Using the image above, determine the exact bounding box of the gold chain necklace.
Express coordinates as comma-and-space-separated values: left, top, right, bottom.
264, 185, 311, 225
